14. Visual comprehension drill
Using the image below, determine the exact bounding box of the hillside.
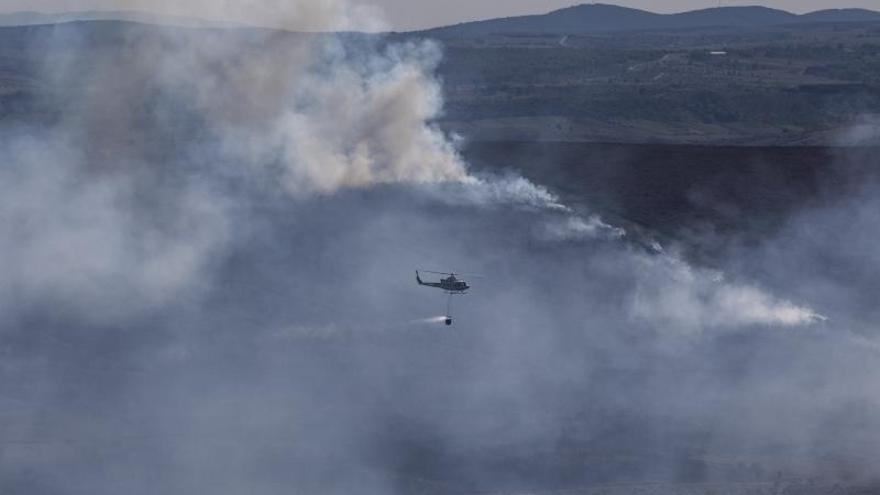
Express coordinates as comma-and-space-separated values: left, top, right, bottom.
800, 8, 880, 24
418, 20, 880, 145
421, 4, 880, 37
2, 17, 880, 146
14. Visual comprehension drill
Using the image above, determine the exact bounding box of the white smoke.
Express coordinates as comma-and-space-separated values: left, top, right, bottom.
6, 0, 828, 337
543, 214, 626, 241
0, 2, 868, 489
0, 0, 474, 324
427, 174, 568, 210
264, 39, 468, 195
630, 254, 827, 333
147, 29, 469, 197
410, 316, 451, 325
0, 134, 230, 324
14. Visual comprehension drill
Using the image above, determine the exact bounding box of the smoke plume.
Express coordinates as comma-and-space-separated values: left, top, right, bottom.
1, 1, 877, 494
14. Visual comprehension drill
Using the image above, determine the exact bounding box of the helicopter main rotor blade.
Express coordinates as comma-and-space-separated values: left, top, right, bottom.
418, 270, 487, 278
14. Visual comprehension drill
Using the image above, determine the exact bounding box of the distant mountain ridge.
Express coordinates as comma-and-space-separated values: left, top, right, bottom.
3, 6, 879, 35
0, 10, 238, 29
419, 4, 880, 37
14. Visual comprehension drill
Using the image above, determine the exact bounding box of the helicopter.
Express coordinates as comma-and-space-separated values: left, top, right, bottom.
416, 271, 470, 294
415, 271, 478, 325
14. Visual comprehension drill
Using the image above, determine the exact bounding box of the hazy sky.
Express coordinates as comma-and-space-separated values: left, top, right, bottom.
1, 0, 879, 30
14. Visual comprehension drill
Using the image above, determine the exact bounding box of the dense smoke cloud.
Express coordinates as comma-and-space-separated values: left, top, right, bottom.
0, 133, 230, 324
2, 0, 470, 318
161, 33, 469, 195
0, 0, 877, 493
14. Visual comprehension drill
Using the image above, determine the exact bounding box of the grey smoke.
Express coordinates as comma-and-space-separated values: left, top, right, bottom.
0, 132, 230, 324
0, 1, 876, 493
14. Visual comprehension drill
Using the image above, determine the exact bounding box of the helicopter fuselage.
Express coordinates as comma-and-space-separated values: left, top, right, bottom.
416, 272, 469, 293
